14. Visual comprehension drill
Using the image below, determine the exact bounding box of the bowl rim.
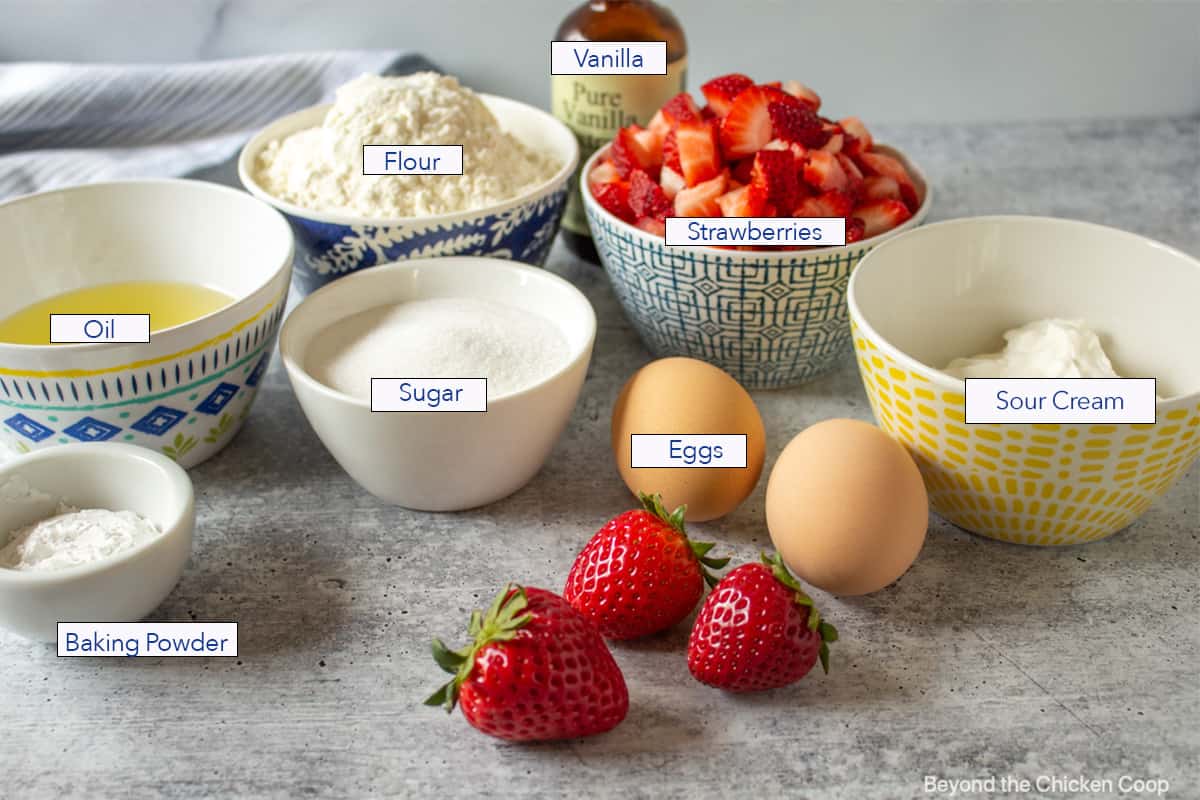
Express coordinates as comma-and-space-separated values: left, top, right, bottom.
279, 256, 598, 410
846, 214, 1200, 403
0, 178, 294, 355
238, 95, 580, 228
580, 141, 932, 261
0, 442, 195, 586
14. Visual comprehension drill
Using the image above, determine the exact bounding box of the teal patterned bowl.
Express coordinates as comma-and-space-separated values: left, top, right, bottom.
582, 145, 930, 389
0, 180, 293, 468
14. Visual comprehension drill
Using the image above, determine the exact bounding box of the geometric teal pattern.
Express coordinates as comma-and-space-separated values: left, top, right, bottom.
587, 207, 875, 389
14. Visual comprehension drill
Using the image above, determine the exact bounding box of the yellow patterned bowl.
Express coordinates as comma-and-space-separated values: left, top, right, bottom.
847, 216, 1200, 545
0, 180, 293, 468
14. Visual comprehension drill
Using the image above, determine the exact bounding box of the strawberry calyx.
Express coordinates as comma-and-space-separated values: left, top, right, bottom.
760, 552, 839, 674
638, 492, 730, 587
424, 583, 532, 712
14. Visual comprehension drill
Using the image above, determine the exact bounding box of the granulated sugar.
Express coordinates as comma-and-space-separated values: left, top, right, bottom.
306, 297, 569, 401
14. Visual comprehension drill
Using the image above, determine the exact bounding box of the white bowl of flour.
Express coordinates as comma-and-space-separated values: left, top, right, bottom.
280, 257, 596, 511
0, 443, 194, 641
239, 73, 578, 295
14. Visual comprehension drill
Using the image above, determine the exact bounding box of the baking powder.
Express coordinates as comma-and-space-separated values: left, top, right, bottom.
0, 502, 161, 572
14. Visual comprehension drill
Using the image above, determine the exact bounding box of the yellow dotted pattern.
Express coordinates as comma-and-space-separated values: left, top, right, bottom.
852, 325, 1200, 545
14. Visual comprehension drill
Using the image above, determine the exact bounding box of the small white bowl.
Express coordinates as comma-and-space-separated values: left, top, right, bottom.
239, 97, 579, 294
0, 442, 195, 641
280, 257, 596, 511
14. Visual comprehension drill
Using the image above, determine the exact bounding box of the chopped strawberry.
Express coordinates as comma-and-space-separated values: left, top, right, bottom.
861, 175, 901, 202
750, 150, 801, 215
838, 116, 873, 155
636, 217, 666, 237
767, 100, 829, 149
854, 198, 912, 238
661, 92, 701, 126
836, 153, 864, 198
674, 171, 729, 217
588, 160, 622, 188
720, 85, 788, 159
648, 109, 672, 141
662, 130, 682, 173
820, 133, 843, 154
730, 155, 755, 185
629, 169, 672, 221
632, 127, 663, 167
591, 180, 634, 223
659, 165, 686, 199
802, 150, 848, 193
846, 217, 866, 243
793, 189, 853, 218
700, 73, 755, 117
610, 127, 658, 179
855, 151, 919, 210
699, 105, 718, 121
782, 80, 821, 111
716, 183, 774, 217
675, 119, 723, 186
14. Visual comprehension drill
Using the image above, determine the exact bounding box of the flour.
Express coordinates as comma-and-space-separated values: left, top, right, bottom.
255, 72, 560, 217
0, 492, 161, 572
306, 297, 569, 401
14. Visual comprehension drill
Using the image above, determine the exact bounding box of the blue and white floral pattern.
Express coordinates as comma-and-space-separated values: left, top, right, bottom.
285, 188, 569, 294
588, 208, 878, 390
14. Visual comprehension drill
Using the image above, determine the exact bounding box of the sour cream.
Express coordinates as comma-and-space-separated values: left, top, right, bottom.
943, 319, 1122, 380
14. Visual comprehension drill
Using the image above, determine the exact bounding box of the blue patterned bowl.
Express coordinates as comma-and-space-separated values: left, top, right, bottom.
0, 180, 293, 468
239, 97, 577, 295
582, 144, 931, 389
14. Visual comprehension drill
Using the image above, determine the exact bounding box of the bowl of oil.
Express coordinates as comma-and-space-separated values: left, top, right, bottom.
0, 179, 294, 467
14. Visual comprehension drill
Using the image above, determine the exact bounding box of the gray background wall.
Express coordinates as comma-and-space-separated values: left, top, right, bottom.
1, 0, 1197, 123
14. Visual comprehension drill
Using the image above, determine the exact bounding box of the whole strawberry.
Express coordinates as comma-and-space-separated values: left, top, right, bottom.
688, 553, 838, 692
425, 585, 628, 742
564, 493, 729, 640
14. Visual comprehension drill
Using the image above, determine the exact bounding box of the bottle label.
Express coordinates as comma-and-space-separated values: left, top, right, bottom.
553, 56, 687, 237
550, 41, 667, 75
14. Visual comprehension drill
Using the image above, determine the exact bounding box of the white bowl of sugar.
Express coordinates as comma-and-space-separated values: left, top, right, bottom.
0, 442, 195, 641
280, 257, 597, 511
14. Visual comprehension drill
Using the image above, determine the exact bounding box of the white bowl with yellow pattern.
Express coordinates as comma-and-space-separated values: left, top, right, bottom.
848, 216, 1200, 545
0, 180, 293, 468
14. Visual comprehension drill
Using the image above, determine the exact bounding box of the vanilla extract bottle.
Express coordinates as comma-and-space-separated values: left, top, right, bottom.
553, 0, 687, 263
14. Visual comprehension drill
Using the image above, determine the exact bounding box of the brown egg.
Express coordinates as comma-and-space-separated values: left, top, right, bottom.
612, 357, 765, 521
766, 419, 928, 595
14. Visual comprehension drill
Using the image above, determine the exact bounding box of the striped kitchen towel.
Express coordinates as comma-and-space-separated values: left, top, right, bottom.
0, 50, 436, 201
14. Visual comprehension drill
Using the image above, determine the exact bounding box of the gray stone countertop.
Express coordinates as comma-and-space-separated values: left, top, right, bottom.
4, 115, 1198, 799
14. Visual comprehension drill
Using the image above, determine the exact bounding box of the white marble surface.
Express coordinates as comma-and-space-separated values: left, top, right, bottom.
1, 113, 1198, 798
0, 0, 1197, 124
